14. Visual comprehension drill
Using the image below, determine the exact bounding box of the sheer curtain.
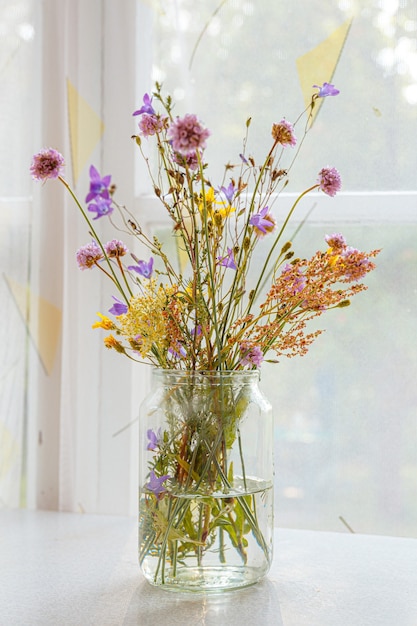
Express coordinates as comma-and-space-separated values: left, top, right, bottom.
1, 0, 142, 515
0, 0, 38, 508
35, 0, 142, 515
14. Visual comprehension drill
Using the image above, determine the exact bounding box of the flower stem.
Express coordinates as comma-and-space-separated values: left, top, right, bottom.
58, 176, 130, 305
245, 184, 319, 318
220, 140, 279, 347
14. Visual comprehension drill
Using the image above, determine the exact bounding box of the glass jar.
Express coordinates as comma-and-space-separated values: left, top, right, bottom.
138, 370, 274, 592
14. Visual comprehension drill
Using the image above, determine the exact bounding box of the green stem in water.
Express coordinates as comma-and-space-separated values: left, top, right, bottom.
237, 428, 247, 491
211, 453, 270, 560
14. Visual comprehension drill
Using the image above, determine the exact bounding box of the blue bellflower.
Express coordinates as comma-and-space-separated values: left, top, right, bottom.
108, 296, 128, 316
217, 248, 237, 270
85, 165, 112, 203
249, 206, 272, 234
168, 344, 187, 359
128, 256, 154, 278
145, 471, 170, 496
219, 182, 235, 204
88, 196, 113, 219
313, 82, 340, 97
133, 93, 156, 116
146, 428, 161, 451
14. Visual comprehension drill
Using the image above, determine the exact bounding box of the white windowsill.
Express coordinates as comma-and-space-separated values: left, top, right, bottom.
1, 509, 416, 625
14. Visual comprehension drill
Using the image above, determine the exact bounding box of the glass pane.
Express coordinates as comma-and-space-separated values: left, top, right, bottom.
266, 222, 417, 537
137, 1, 417, 537
152, 220, 417, 537
150, 0, 417, 191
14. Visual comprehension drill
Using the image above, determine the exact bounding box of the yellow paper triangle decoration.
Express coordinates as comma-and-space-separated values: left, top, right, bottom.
5, 276, 62, 376
296, 18, 352, 125
67, 78, 105, 184
0, 420, 19, 483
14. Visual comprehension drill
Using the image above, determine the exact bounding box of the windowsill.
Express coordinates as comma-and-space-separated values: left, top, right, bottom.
1, 509, 417, 625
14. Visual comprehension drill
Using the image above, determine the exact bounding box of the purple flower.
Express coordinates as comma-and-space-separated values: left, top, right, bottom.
88, 196, 113, 219
271, 119, 297, 147
341, 246, 373, 280
76, 241, 104, 270
131, 334, 144, 354
85, 165, 111, 203
146, 428, 161, 451
249, 206, 276, 236
167, 113, 210, 156
168, 344, 187, 359
217, 248, 237, 270
145, 470, 170, 497
220, 182, 236, 204
128, 256, 154, 278
317, 167, 342, 197
30, 148, 65, 181
104, 239, 128, 258
313, 82, 340, 97
172, 150, 200, 170
281, 264, 307, 295
239, 153, 249, 165
239, 343, 264, 368
191, 324, 202, 337
325, 233, 346, 251
133, 93, 156, 116
138, 113, 168, 137
108, 296, 128, 316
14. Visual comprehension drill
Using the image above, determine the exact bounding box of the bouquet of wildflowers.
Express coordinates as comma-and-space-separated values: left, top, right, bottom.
31, 82, 378, 588
31, 82, 377, 372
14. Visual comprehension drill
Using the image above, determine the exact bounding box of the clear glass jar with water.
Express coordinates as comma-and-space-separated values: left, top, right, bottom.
138, 369, 274, 592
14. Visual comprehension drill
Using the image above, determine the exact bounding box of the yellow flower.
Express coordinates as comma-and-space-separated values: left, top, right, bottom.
92, 312, 114, 330
103, 334, 125, 353
198, 187, 235, 220
117, 282, 179, 358
326, 248, 340, 267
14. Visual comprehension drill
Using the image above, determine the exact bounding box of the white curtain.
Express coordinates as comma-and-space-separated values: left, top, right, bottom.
3, 0, 144, 515
36, 0, 144, 515
0, 0, 37, 508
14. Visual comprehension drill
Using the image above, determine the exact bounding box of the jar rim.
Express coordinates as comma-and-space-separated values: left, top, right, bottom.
152, 369, 260, 383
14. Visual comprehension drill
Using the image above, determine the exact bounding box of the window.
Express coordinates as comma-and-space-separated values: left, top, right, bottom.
135, 0, 417, 536
2, 0, 415, 538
